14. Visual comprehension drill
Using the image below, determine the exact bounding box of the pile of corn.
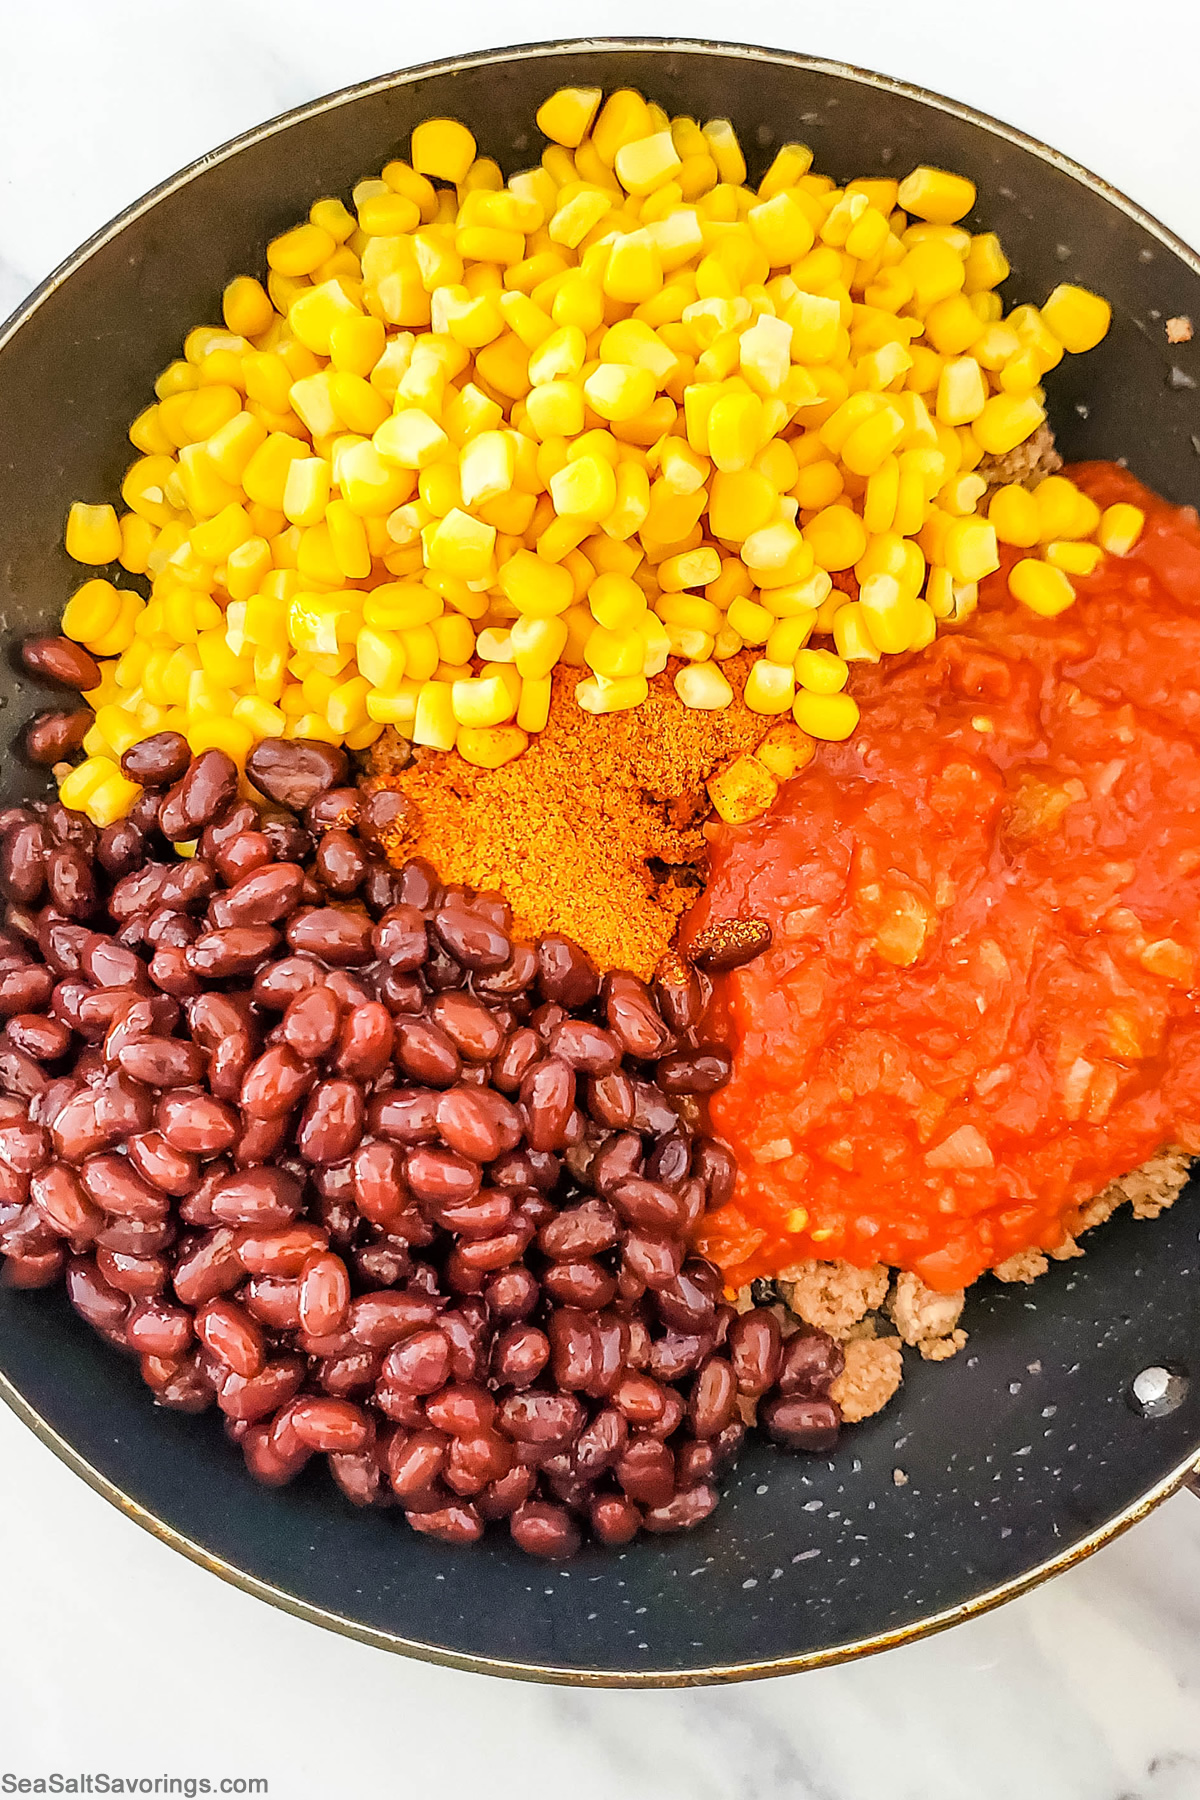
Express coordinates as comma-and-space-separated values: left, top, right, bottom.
54, 83, 1116, 827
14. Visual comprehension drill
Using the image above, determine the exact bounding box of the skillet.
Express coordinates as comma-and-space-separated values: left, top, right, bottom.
1, 36, 1199, 1685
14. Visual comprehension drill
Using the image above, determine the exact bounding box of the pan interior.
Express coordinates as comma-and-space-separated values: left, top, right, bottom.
1, 39, 1199, 1681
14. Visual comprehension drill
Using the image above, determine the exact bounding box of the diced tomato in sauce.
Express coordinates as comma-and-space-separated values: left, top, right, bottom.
685, 467, 1200, 1293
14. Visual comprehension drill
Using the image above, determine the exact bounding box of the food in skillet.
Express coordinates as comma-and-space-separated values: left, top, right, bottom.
3, 83, 1195, 1556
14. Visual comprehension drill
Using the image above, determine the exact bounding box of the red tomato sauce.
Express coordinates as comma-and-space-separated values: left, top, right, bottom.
686, 467, 1200, 1293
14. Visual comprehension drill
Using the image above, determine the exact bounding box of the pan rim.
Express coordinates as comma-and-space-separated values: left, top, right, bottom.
1, 32, 1198, 1686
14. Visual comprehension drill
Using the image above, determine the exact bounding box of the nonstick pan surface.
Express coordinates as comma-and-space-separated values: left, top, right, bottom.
1, 38, 1199, 1685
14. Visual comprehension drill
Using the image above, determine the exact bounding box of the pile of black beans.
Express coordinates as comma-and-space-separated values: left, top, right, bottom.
0, 727, 844, 1558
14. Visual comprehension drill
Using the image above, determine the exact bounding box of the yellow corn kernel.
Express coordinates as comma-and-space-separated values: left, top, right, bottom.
327, 315, 385, 381
603, 233, 664, 306
1043, 539, 1101, 576
524, 381, 585, 440
743, 519, 810, 581
958, 233, 1008, 295
230, 693, 285, 741
854, 570, 910, 651
1098, 502, 1146, 556
743, 658, 796, 714
451, 673, 518, 728
496, 548, 573, 617
591, 90, 653, 166
655, 596, 719, 638
87, 591, 143, 658
528, 323, 586, 386
327, 372, 389, 436
584, 626, 644, 679
765, 611, 818, 665
62, 578, 122, 646
831, 602, 880, 662
615, 131, 683, 196
371, 411, 447, 471
702, 558, 750, 610
323, 673, 370, 734
128, 404, 175, 457
511, 613, 568, 678
803, 505, 868, 573
268, 223, 336, 277
57, 755, 116, 811
790, 458, 843, 512
1026, 475, 1080, 543
840, 404, 906, 477
667, 661, 730, 711
755, 143, 813, 201
185, 715, 254, 763
792, 687, 860, 741
663, 623, 714, 662
517, 676, 552, 734
89, 702, 141, 757
943, 517, 999, 584
355, 626, 407, 690
407, 678, 454, 749
793, 646, 850, 695
453, 723, 527, 767
223, 275, 274, 338
1040, 283, 1111, 354
203, 415, 267, 491
935, 356, 987, 425
575, 672, 649, 715
410, 118, 476, 183
429, 612, 473, 667
287, 712, 342, 745
583, 363, 657, 423
985, 483, 1038, 549
924, 566, 956, 619
897, 166, 975, 225
707, 752, 778, 824
278, 456, 328, 529
722, 595, 770, 647
535, 514, 590, 563
654, 546, 719, 593
703, 468, 772, 543
706, 391, 762, 474
81, 763, 144, 827
588, 572, 646, 630
751, 723, 814, 786
971, 392, 1047, 457
189, 502, 252, 566
240, 433, 307, 511
117, 513, 156, 576
309, 194, 358, 241
549, 453, 618, 522
355, 190, 421, 236
65, 502, 122, 566
1009, 557, 1076, 617
536, 86, 603, 149
700, 118, 746, 187
938, 471, 987, 518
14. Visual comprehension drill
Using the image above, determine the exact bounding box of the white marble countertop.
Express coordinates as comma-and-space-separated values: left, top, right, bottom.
2, 2, 1200, 1794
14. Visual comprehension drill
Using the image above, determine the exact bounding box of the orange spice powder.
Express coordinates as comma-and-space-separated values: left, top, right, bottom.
369, 657, 770, 979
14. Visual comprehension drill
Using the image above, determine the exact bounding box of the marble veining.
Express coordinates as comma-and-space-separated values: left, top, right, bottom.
2, 3, 1200, 1794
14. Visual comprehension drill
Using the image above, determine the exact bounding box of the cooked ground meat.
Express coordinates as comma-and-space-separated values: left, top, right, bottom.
977, 421, 1063, 492
887, 1272, 967, 1362
830, 1338, 905, 1423
774, 1259, 890, 1337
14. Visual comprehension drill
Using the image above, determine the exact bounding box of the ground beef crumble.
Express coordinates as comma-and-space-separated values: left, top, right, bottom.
830, 1339, 906, 1424
736, 1146, 1193, 1430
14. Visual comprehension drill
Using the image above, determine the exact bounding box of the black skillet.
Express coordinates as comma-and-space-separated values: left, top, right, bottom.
1, 38, 1199, 1686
